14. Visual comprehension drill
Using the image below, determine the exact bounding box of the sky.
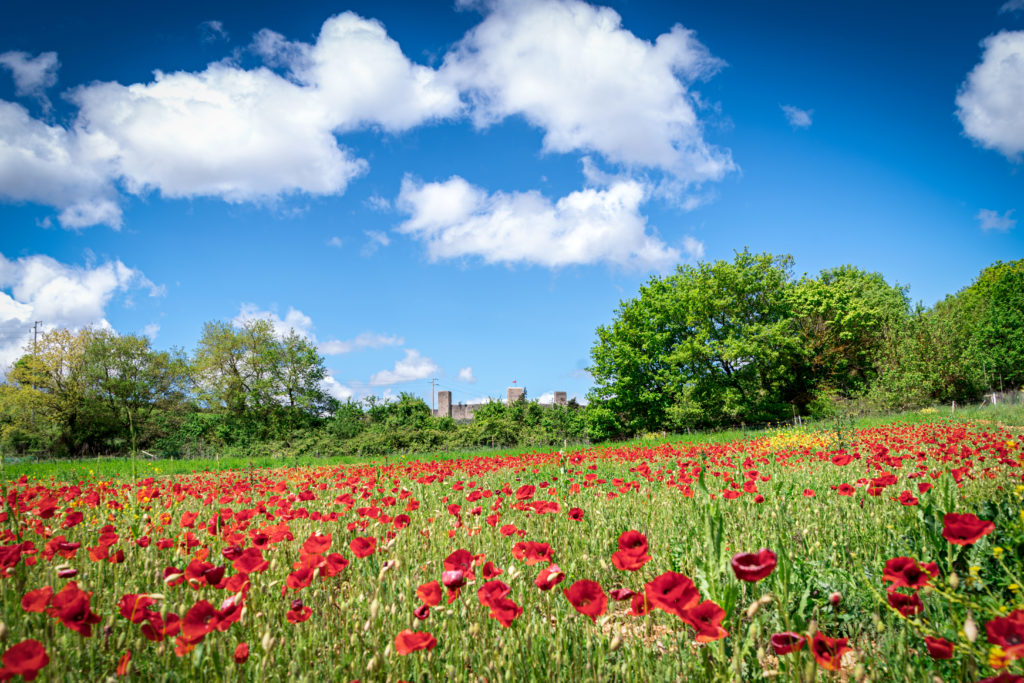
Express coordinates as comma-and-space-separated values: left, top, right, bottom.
1, 0, 1022, 407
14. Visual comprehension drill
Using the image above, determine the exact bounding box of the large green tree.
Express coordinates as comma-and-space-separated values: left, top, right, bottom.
588, 250, 803, 434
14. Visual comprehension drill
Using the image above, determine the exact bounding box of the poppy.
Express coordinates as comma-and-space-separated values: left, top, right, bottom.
810, 632, 851, 671
563, 580, 608, 623
181, 601, 219, 640
941, 513, 995, 545
609, 588, 635, 601
417, 581, 442, 607
116, 651, 131, 677
349, 536, 376, 558
286, 601, 312, 623
628, 592, 651, 616
568, 508, 584, 521
886, 590, 924, 617
535, 565, 566, 591
644, 572, 699, 617
1, 639, 49, 682
118, 594, 157, 624
770, 632, 805, 655
512, 541, 553, 566
233, 643, 249, 664
986, 610, 1024, 662
730, 549, 778, 582
394, 630, 437, 655
441, 570, 466, 590
444, 549, 476, 580
481, 561, 503, 579
477, 580, 512, 607
882, 557, 938, 591
21, 587, 53, 613
611, 530, 651, 572
682, 600, 729, 642
413, 604, 430, 620
48, 581, 101, 637
924, 636, 953, 660
233, 547, 269, 574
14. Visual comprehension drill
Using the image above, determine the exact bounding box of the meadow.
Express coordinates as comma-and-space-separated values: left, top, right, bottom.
0, 414, 1022, 681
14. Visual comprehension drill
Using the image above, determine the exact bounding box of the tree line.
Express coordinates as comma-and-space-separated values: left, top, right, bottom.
0, 253, 1019, 459
587, 252, 1023, 435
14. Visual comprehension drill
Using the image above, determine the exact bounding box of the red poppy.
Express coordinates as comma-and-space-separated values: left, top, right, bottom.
770, 632, 805, 655
481, 561, 503, 579
1, 639, 49, 681
512, 541, 553, 566
286, 601, 312, 623
233, 547, 269, 574
731, 549, 777, 582
116, 651, 131, 677
568, 507, 585, 521
21, 587, 52, 613
941, 513, 995, 545
886, 590, 924, 617
349, 537, 376, 558
810, 632, 851, 671
975, 675, 1024, 683
417, 581, 443, 607
837, 483, 855, 496
882, 557, 939, 591
924, 636, 953, 660
444, 549, 475, 579
487, 597, 523, 627
629, 592, 651, 616
414, 604, 430, 620
47, 581, 101, 637
986, 610, 1024, 662
118, 594, 157, 623
181, 601, 219, 640
233, 643, 249, 664
141, 613, 181, 643
535, 564, 566, 591
611, 530, 651, 572
477, 580, 512, 607
563, 580, 608, 623
441, 570, 466, 590
609, 588, 635, 601
394, 630, 437, 655
681, 600, 729, 642
644, 572, 699, 617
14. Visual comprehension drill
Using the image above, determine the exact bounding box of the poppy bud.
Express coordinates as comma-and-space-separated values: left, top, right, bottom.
807, 619, 818, 636
948, 572, 959, 590
366, 655, 380, 673
290, 599, 303, 611
414, 604, 430, 620
745, 599, 763, 619
369, 599, 380, 620
441, 570, 465, 590
964, 614, 977, 643
350, 633, 358, 647
829, 592, 842, 606
854, 664, 866, 682
0, 621, 6, 641
261, 630, 273, 652
468, 623, 480, 637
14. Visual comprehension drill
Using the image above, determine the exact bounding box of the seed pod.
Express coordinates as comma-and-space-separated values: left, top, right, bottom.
854, 663, 866, 682
964, 613, 978, 643
807, 619, 818, 636
745, 599, 762, 619
261, 630, 273, 652
0, 621, 6, 641
609, 631, 622, 652
948, 572, 960, 590
366, 656, 379, 673
369, 598, 380, 620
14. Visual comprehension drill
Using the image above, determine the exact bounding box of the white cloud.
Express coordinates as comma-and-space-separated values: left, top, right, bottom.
536, 391, 555, 404
199, 20, 229, 43
976, 208, 1017, 232
327, 236, 343, 248
0, 51, 59, 98
369, 348, 438, 386
442, 0, 734, 184
365, 194, 391, 211
1000, 0, 1024, 13
0, 101, 122, 229
361, 229, 391, 256
682, 235, 705, 261
781, 104, 813, 128
397, 174, 678, 269
232, 303, 315, 339
458, 366, 476, 383
0, 252, 158, 371
321, 332, 404, 355
0, 12, 460, 228
956, 31, 1024, 160
322, 373, 355, 401
142, 323, 160, 340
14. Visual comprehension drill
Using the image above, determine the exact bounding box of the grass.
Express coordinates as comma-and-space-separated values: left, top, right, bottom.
1, 413, 1022, 681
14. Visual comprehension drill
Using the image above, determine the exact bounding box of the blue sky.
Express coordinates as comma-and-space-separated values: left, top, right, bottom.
1, 0, 1022, 407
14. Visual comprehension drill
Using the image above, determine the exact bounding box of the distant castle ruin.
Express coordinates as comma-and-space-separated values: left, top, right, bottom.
434, 387, 567, 421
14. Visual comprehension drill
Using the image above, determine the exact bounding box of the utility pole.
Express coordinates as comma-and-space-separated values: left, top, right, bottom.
429, 378, 439, 413
30, 321, 42, 426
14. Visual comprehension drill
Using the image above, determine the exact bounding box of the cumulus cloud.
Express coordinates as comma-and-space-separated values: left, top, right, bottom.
369, 349, 439, 386
1000, 0, 1024, 13
0, 51, 59, 101
442, 0, 733, 184
781, 104, 813, 128
142, 323, 160, 340
458, 366, 476, 383
321, 332, 404, 355
232, 303, 315, 339
0, 252, 159, 371
976, 208, 1017, 232
322, 373, 355, 401
0, 12, 460, 228
397, 175, 678, 269
361, 230, 391, 256
956, 31, 1024, 160
681, 235, 705, 261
